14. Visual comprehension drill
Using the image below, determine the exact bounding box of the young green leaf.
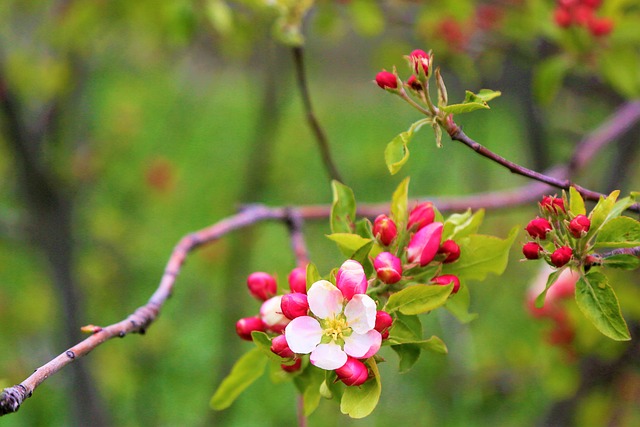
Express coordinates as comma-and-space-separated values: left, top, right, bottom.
384, 118, 432, 175
340, 358, 381, 418
445, 284, 478, 323
306, 263, 322, 288
210, 348, 268, 410
569, 186, 586, 216
384, 283, 453, 315
575, 271, 630, 341
594, 216, 640, 248
443, 209, 485, 240
390, 177, 410, 228
586, 190, 620, 240
251, 331, 292, 365
331, 181, 356, 233
534, 269, 563, 309
602, 254, 640, 270
326, 233, 373, 258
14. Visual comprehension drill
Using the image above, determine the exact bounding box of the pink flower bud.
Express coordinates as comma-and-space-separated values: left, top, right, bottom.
235, 317, 266, 341
375, 70, 397, 89
335, 259, 368, 300
373, 214, 397, 246
522, 242, 543, 260
374, 311, 393, 340
270, 334, 295, 359
247, 272, 277, 301
281, 357, 302, 373
260, 296, 290, 333
553, 7, 572, 28
288, 267, 307, 294
568, 214, 591, 238
373, 252, 402, 284
280, 293, 309, 320
431, 274, 461, 294
407, 202, 435, 231
550, 246, 573, 268
335, 357, 369, 386
409, 49, 430, 75
525, 217, 553, 239
438, 240, 461, 263
406, 222, 443, 266
540, 196, 565, 215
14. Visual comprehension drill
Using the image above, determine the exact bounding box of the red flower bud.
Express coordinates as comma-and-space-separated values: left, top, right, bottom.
247, 272, 277, 301
431, 274, 461, 294
588, 17, 613, 37
375, 70, 398, 89
235, 317, 266, 341
526, 217, 553, 239
573, 5, 593, 26
540, 196, 565, 215
409, 49, 430, 75
407, 202, 435, 231
554, 7, 573, 28
550, 246, 573, 268
406, 222, 443, 266
438, 239, 461, 263
335, 357, 369, 386
373, 252, 402, 284
281, 357, 302, 373
280, 292, 309, 320
581, 0, 602, 8
288, 266, 307, 294
568, 214, 591, 238
522, 242, 543, 260
374, 311, 393, 340
270, 334, 295, 359
406, 75, 422, 91
373, 214, 398, 246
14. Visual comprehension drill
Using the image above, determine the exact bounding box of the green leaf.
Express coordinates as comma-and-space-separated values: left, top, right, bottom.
445, 284, 478, 323
351, 240, 375, 277
390, 344, 421, 373
443, 209, 485, 240
472, 89, 502, 102
387, 312, 422, 342
293, 364, 325, 417
594, 216, 640, 248
340, 358, 381, 418
384, 118, 432, 175
575, 271, 630, 341
440, 90, 501, 114
534, 269, 563, 309
326, 233, 373, 258
609, 195, 637, 219
440, 102, 489, 114
442, 227, 518, 281
390, 177, 410, 228
569, 186, 586, 216
210, 348, 268, 410
432, 121, 443, 148
331, 181, 356, 233
587, 190, 620, 240
532, 55, 571, 105
251, 331, 291, 364
602, 254, 640, 270
384, 284, 453, 315
306, 263, 321, 288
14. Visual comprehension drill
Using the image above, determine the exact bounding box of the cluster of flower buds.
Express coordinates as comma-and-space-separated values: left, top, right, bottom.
527, 268, 578, 352
522, 195, 591, 269
553, 0, 613, 37
375, 49, 431, 92
372, 202, 462, 293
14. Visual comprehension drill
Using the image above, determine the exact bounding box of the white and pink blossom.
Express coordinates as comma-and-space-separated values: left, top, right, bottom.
284, 280, 381, 370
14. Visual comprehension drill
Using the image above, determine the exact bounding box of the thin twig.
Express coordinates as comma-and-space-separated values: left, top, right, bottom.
291, 46, 344, 183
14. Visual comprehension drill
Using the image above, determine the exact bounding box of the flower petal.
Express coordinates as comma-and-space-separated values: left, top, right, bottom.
307, 280, 344, 319
344, 330, 381, 358
344, 294, 377, 334
310, 342, 348, 370
285, 316, 323, 354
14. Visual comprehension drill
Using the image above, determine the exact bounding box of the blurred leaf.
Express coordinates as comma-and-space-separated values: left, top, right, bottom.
442, 227, 518, 281
594, 216, 640, 248
602, 254, 640, 270
384, 118, 432, 175
347, 0, 384, 36
384, 283, 453, 315
445, 284, 478, 323
293, 363, 325, 416
340, 358, 381, 418
206, 0, 234, 36
575, 271, 630, 341
533, 55, 571, 105
330, 181, 356, 233
210, 348, 267, 410
600, 47, 640, 99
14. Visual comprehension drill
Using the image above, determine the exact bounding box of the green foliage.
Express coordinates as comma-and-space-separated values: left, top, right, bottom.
339, 359, 381, 419
594, 216, 640, 248
385, 284, 454, 315
384, 118, 433, 175
440, 89, 502, 114
210, 348, 268, 410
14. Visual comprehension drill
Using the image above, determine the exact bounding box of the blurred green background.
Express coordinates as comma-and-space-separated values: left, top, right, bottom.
1, 1, 640, 426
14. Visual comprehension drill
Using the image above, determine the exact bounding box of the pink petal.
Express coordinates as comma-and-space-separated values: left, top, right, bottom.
344, 294, 377, 334
344, 330, 382, 358
285, 316, 323, 354
307, 280, 344, 319
336, 260, 368, 300
310, 342, 348, 370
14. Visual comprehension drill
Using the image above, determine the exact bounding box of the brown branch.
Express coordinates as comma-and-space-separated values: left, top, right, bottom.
291, 46, 344, 183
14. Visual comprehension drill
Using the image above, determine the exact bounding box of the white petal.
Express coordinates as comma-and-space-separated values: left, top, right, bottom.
310, 342, 348, 370
308, 280, 344, 319
344, 294, 377, 334
344, 330, 382, 359
285, 316, 323, 354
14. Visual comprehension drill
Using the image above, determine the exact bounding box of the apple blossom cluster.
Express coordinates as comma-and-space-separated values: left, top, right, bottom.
553, 0, 613, 37
521, 195, 590, 268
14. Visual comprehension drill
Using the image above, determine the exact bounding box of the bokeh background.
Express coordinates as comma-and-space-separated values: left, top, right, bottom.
1, 1, 640, 426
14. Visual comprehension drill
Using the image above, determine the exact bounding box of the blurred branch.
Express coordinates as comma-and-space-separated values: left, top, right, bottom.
291, 46, 344, 183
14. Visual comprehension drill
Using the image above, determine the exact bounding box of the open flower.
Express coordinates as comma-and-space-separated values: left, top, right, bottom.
284, 280, 381, 370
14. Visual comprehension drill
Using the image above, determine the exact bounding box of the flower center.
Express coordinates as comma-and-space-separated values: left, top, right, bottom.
323, 315, 350, 342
